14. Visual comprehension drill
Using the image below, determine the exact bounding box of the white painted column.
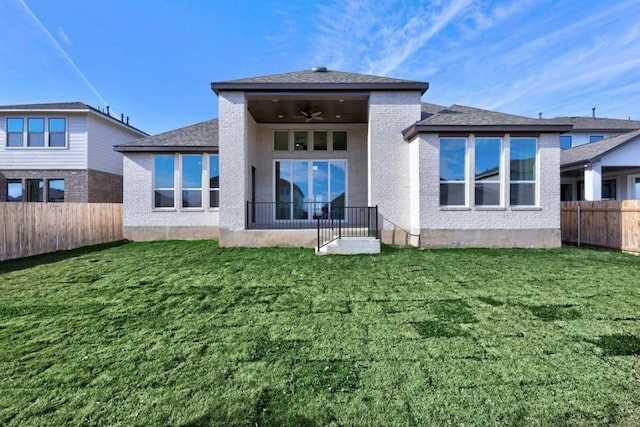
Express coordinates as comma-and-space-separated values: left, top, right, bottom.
584, 161, 602, 201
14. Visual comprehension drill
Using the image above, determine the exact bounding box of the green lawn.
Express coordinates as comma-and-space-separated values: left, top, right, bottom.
1, 241, 640, 426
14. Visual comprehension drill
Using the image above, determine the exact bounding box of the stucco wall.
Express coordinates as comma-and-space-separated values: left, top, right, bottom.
122, 153, 219, 241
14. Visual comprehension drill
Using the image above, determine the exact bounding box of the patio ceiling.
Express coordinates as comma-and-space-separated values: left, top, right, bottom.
245, 93, 369, 124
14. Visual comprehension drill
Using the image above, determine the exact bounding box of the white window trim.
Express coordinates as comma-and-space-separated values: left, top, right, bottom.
5, 116, 69, 149
439, 137, 468, 208
152, 153, 219, 212
628, 175, 640, 200
509, 136, 539, 209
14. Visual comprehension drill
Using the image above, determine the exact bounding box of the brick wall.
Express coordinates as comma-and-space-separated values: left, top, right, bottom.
88, 169, 123, 203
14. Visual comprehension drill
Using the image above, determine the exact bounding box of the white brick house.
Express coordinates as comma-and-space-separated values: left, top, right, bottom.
116, 68, 572, 249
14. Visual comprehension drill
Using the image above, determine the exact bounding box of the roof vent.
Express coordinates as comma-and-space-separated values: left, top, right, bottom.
312, 66, 328, 72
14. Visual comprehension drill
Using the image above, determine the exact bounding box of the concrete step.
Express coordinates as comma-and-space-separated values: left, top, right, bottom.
316, 237, 380, 255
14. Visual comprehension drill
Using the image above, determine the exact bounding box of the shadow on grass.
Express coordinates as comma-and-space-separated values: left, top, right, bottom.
590, 334, 640, 356
0, 240, 129, 274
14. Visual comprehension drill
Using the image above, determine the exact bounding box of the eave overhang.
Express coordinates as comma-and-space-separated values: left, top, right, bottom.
211, 82, 429, 95
402, 124, 574, 141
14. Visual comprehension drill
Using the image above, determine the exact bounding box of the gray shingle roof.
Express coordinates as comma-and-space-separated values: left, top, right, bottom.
560, 129, 640, 167
404, 104, 573, 139
0, 102, 90, 110
421, 102, 448, 120
212, 68, 429, 94
115, 119, 218, 152
547, 116, 640, 131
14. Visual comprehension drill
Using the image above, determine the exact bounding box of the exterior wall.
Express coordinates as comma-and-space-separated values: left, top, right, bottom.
0, 113, 88, 169
368, 91, 422, 232
251, 123, 368, 207
218, 92, 248, 241
0, 169, 89, 202
88, 169, 123, 203
415, 132, 561, 248
122, 153, 219, 241
87, 114, 143, 175
568, 132, 623, 148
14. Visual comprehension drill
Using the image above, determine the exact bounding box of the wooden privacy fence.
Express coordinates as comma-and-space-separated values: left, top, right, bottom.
0, 203, 123, 262
561, 200, 640, 254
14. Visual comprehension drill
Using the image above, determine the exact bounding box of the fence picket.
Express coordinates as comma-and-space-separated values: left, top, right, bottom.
0, 203, 123, 261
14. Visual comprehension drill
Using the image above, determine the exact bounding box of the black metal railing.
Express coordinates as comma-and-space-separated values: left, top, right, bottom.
246, 202, 379, 249
316, 205, 379, 250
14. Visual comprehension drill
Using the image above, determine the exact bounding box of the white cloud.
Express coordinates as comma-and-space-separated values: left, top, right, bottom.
57, 26, 70, 45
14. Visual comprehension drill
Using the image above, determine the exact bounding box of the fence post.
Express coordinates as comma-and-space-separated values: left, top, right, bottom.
577, 203, 581, 247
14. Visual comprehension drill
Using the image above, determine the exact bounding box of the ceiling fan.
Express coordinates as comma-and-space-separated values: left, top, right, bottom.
298, 108, 323, 123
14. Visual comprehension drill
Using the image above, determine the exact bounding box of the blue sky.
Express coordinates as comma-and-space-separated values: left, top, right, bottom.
1, 0, 640, 135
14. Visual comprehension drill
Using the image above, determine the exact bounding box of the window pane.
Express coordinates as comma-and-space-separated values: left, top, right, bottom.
602, 179, 616, 200
7, 118, 23, 132
275, 161, 291, 219
333, 131, 347, 150
7, 118, 23, 147
440, 183, 465, 205
330, 161, 346, 219
294, 131, 308, 151
440, 138, 466, 181
475, 183, 500, 206
561, 184, 572, 201
49, 118, 66, 147
292, 161, 309, 218
209, 154, 219, 208
274, 131, 288, 150
155, 190, 174, 208
589, 135, 603, 143
475, 138, 500, 181
510, 139, 536, 181
28, 118, 45, 147
312, 161, 329, 219
154, 154, 175, 208
48, 179, 65, 202
313, 131, 327, 150
560, 135, 572, 150
510, 183, 535, 206
182, 154, 202, 208
7, 180, 22, 202
26, 179, 43, 202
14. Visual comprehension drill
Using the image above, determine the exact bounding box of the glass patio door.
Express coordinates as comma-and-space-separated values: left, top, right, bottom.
275, 160, 346, 220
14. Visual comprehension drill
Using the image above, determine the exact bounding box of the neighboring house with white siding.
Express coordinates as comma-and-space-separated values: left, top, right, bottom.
0, 102, 147, 203
116, 68, 572, 250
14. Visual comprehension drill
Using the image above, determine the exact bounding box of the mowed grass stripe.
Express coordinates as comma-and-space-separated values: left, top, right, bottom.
1, 241, 639, 426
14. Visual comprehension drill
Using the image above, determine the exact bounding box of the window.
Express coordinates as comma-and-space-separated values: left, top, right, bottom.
440, 138, 466, 206
48, 179, 65, 202
48, 118, 66, 147
27, 118, 45, 147
209, 154, 219, 208
602, 179, 617, 200
561, 184, 572, 201
333, 131, 347, 150
560, 135, 572, 150
154, 154, 175, 208
313, 131, 327, 151
182, 154, 203, 208
275, 160, 347, 220
5, 116, 67, 148
6, 180, 22, 201
274, 131, 288, 150
7, 118, 24, 147
510, 138, 537, 206
589, 135, 603, 143
293, 131, 308, 151
475, 138, 501, 206
26, 179, 43, 202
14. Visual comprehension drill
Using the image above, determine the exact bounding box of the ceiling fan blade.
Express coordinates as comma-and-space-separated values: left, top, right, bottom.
299, 109, 311, 118
314, 116, 324, 120
305, 118, 312, 123
311, 111, 323, 117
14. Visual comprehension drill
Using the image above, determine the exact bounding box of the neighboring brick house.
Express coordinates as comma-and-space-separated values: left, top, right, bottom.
116, 68, 572, 249
0, 102, 148, 203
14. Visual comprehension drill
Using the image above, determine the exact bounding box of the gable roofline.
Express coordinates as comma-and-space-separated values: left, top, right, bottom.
211, 69, 429, 95
0, 101, 148, 136
403, 104, 573, 140
560, 129, 640, 169
547, 116, 640, 132
115, 118, 218, 153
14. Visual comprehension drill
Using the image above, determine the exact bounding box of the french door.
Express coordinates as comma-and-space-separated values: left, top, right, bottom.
275, 160, 347, 220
